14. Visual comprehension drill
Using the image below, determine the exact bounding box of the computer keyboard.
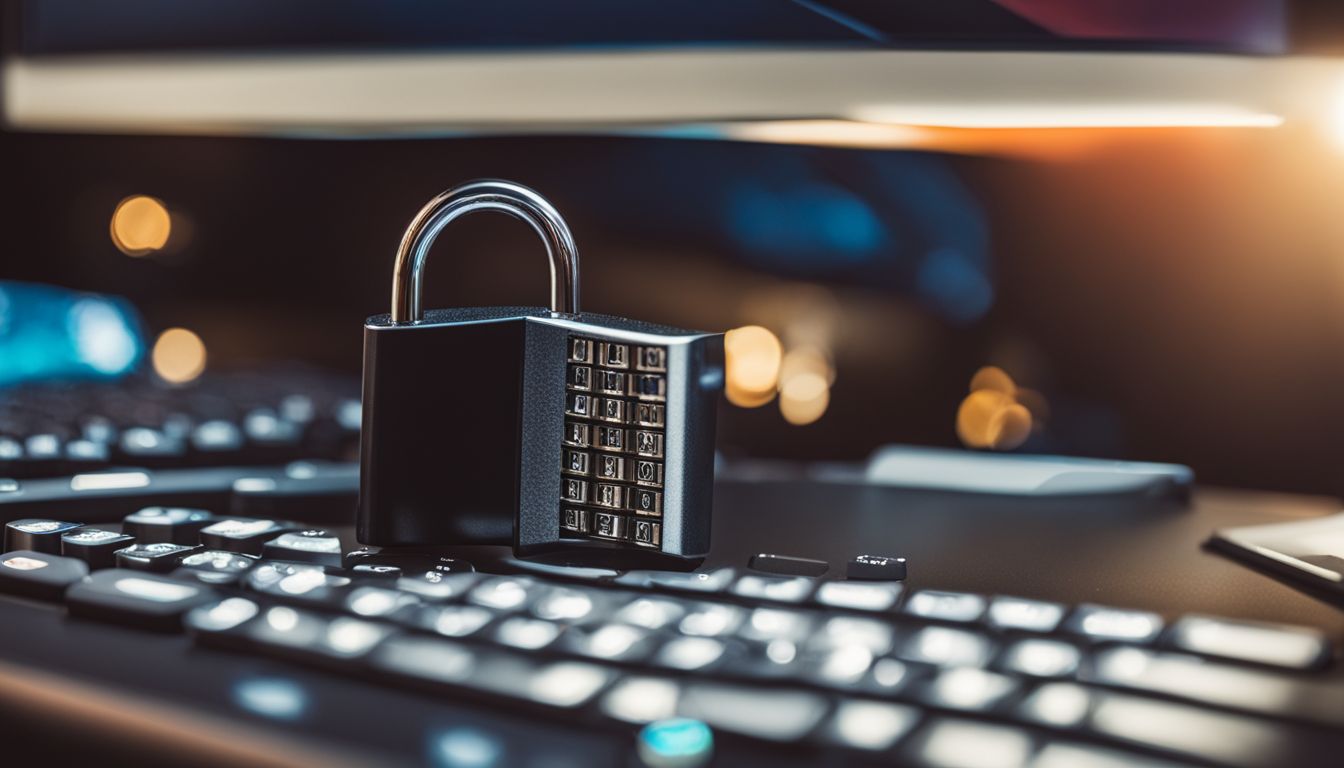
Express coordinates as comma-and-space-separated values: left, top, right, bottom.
0, 369, 362, 478
1, 506, 1341, 768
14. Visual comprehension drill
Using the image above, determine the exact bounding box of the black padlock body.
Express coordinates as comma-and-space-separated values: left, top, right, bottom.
358, 307, 722, 570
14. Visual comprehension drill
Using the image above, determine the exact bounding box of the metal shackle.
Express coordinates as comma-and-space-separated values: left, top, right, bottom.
390, 179, 580, 322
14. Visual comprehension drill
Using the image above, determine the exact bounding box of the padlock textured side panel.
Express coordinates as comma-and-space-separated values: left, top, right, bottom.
357, 318, 526, 546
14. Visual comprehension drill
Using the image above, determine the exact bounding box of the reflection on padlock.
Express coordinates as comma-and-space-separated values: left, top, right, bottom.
357, 180, 723, 569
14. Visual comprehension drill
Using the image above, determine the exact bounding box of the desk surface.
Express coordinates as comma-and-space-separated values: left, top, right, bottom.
709, 474, 1344, 636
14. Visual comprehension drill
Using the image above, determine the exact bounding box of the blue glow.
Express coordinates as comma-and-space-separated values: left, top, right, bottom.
917, 247, 994, 325
233, 677, 308, 721
431, 728, 504, 768
638, 718, 713, 767
727, 182, 885, 270
0, 281, 144, 387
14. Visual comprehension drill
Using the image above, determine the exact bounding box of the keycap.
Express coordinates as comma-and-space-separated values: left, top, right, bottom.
677, 683, 828, 742
531, 585, 601, 622
616, 568, 737, 594
602, 677, 682, 724
115, 542, 202, 572
198, 517, 289, 556
731, 574, 815, 603
67, 569, 218, 631
493, 616, 563, 651
343, 546, 475, 575
1084, 690, 1336, 768
905, 590, 987, 623
5, 518, 82, 553
242, 606, 394, 665
1028, 742, 1193, 768
813, 580, 903, 612
820, 699, 920, 752
261, 529, 344, 566
636, 718, 713, 768
999, 638, 1081, 678
468, 576, 538, 611
748, 553, 829, 577
738, 607, 814, 643
190, 420, 244, 453
185, 596, 262, 635
172, 550, 258, 586
1017, 682, 1093, 729
117, 427, 186, 464
1166, 615, 1330, 670
901, 626, 995, 668
654, 636, 730, 672
228, 463, 358, 523
678, 602, 745, 637
122, 507, 214, 544
613, 596, 686, 630
919, 667, 1019, 711
561, 623, 655, 663
1065, 604, 1163, 644
846, 554, 908, 581
985, 596, 1066, 633
245, 562, 352, 608
902, 718, 1034, 768
0, 550, 89, 600
395, 571, 478, 601
345, 585, 421, 618
398, 604, 496, 638
812, 616, 896, 654
352, 564, 402, 579
1087, 646, 1344, 729
808, 644, 876, 687
60, 527, 136, 570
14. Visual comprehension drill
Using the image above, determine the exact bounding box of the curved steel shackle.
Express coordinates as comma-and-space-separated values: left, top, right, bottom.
390, 179, 580, 322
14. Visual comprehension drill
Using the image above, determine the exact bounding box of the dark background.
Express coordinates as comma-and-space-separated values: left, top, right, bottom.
6, 1, 1344, 496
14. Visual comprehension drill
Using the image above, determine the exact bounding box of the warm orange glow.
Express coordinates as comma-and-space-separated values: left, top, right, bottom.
957, 366, 1039, 450
780, 345, 835, 385
110, 195, 171, 256
152, 328, 206, 384
724, 325, 782, 408
779, 371, 830, 426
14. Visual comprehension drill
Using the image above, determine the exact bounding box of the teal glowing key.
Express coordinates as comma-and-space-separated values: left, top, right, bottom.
637, 718, 713, 768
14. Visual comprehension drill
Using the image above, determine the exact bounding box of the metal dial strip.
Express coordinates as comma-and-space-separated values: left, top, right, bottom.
559, 335, 667, 549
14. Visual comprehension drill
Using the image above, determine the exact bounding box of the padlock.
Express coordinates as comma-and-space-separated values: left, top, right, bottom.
357, 180, 723, 569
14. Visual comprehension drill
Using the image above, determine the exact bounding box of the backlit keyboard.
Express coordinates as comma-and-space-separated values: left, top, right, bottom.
1, 510, 1340, 768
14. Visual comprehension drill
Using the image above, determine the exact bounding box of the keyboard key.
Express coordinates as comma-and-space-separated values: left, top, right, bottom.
846, 554, 908, 581
561, 623, 655, 662
0, 550, 89, 600
530, 586, 598, 622
492, 617, 562, 651
636, 718, 713, 768
813, 616, 895, 654
343, 547, 475, 575
60, 528, 135, 570
344, 586, 420, 619
809, 644, 875, 687
229, 463, 359, 523
121, 507, 215, 544
616, 568, 737, 594
613, 596, 686, 630
903, 718, 1034, 768
738, 607, 814, 643
919, 668, 1019, 712
859, 658, 916, 697
1085, 690, 1335, 768
5, 518, 82, 554
245, 607, 394, 664
351, 564, 402, 579
901, 626, 995, 668
67, 569, 217, 631
678, 683, 828, 742
1087, 647, 1344, 729
601, 677, 681, 724
185, 596, 262, 634
172, 550, 258, 586
528, 661, 614, 708
1166, 615, 1330, 670
1065, 604, 1163, 644
814, 580, 903, 612
469, 576, 537, 611
199, 518, 289, 556
399, 604, 496, 638
261, 529, 344, 566
748, 553, 829, 577
906, 590, 987, 623
115, 542, 202, 572
1018, 682, 1093, 729
820, 699, 920, 752
245, 562, 352, 607
985, 596, 1066, 633
678, 602, 745, 637
999, 639, 1082, 678
654, 636, 729, 672
1028, 742, 1193, 768
731, 574, 815, 603
395, 571, 478, 601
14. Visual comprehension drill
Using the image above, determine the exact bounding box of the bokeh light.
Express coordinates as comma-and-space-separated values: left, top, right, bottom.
151, 327, 206, 384
957, 366, 1039, 450
779, 371, 831, 426
110, 195, 171, 256
724, 325, 782, 408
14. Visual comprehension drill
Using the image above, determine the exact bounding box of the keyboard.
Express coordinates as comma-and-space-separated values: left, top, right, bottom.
1, 509, 1341, 767
0, 368, 362, 478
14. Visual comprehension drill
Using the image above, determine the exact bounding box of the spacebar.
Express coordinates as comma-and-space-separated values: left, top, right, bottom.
0, 464, 358, 524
